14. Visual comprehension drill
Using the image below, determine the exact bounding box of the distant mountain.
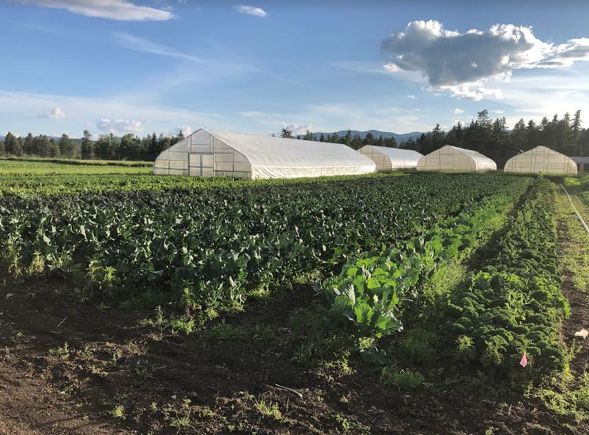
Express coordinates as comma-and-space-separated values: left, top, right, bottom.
311, 130, 423, 143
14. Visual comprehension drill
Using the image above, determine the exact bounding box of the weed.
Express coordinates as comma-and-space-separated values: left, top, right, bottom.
253, 324, 276, 342
381, 367, 424, 389
134, 363, 152, 380
334, 413, 370, 434
50, 342, 70, 361
398, 328, 437, 364
200, 406, 215, 418
209, 321, 244, 340
11, 331, 24, 344
254, 400, 283, 421
109, 405, 125, 419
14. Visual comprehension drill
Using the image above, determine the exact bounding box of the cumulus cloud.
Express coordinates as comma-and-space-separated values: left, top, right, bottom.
407, 94, 416, 99
11, 0, 174, 21
282, 124, 312, 137
234, 5, 267, 18
382, 20, 589, 100
453, 108, 464, 114
97, 118, 145, 135
38, 106, 66, 119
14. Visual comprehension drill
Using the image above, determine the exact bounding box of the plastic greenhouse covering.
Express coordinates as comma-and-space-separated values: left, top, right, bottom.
153, 129, 376, 179
504, 146, 578, 175
358, 145, 423, 171
417, 145, 497, 173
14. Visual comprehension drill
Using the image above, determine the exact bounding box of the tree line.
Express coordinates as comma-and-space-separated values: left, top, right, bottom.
2, 110, 588, 162
399, 110, 588, 157
287, 128, 399, 149
0, 130, 183, 161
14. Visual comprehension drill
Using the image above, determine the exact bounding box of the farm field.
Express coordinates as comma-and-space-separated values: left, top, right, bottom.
1, 160, 589, 435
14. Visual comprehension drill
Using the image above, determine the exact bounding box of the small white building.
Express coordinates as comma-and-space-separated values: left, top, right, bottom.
504, 146, 578, 175
153, 129, 376, 179
358, 145, 423, 172
417, 145, 497, 173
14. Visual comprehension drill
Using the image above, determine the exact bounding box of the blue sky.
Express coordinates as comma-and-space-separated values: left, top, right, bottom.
2, 0, 589, 138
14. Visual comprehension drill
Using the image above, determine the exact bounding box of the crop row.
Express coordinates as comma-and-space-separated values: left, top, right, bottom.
0, 174, 531, 313
317, 178, 531, 338
445, 178, 569, 377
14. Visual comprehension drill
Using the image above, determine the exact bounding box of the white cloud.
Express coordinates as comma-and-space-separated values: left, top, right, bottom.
234, 5, 267, 18
491, 109, 505, 114
382, 20, 589, 100
453, 108, 464, 114
97, 118, 145, 135
179, 125, 192, 136
11, 0, 174, 21
114, 32, 203, 62
408, 94, 416, 99
0, 89, 224, 137
282, 123, 312, 137
37, 106, 66, 119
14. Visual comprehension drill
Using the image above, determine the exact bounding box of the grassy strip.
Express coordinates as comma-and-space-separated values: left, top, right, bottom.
445, 179, 570, 379
556, 191, 589, 293
0, 156, 153, 167
564, 175, 589, 214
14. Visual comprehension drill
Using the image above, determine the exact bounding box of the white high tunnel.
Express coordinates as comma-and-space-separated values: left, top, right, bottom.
358, 145, 423, 172
153, 129, 376, 179
417, 145, 497, 173
504, 146, 578, 175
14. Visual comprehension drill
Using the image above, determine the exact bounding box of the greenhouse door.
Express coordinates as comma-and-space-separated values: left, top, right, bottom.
189, 153, 215, 177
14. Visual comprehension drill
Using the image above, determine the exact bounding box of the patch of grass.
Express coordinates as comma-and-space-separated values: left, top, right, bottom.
556, 191, 589, 293
254, 400, 284, 421
208, 321, 244, 340
252, 324, 276, 342
380, 367, 424, 389
334, 413, 370, 434
537, 371, 589, 419
397, 328, 437, 364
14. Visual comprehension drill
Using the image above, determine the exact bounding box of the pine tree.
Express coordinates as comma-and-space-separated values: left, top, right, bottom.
49, 139, 61, 157
343, 129, 352, 146
511, 119, 527, 150
81, 130, 95, 159
24, 133, 34, 155
59, 134, 78, 158
280, 127, 293, 138
4, 132, 23, 156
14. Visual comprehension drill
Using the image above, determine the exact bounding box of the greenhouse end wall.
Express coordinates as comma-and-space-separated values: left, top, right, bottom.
504, 146, 578, 175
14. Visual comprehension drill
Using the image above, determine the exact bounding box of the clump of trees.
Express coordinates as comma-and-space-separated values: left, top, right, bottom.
0, 130, 183, 161
400, 110, 588, 157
